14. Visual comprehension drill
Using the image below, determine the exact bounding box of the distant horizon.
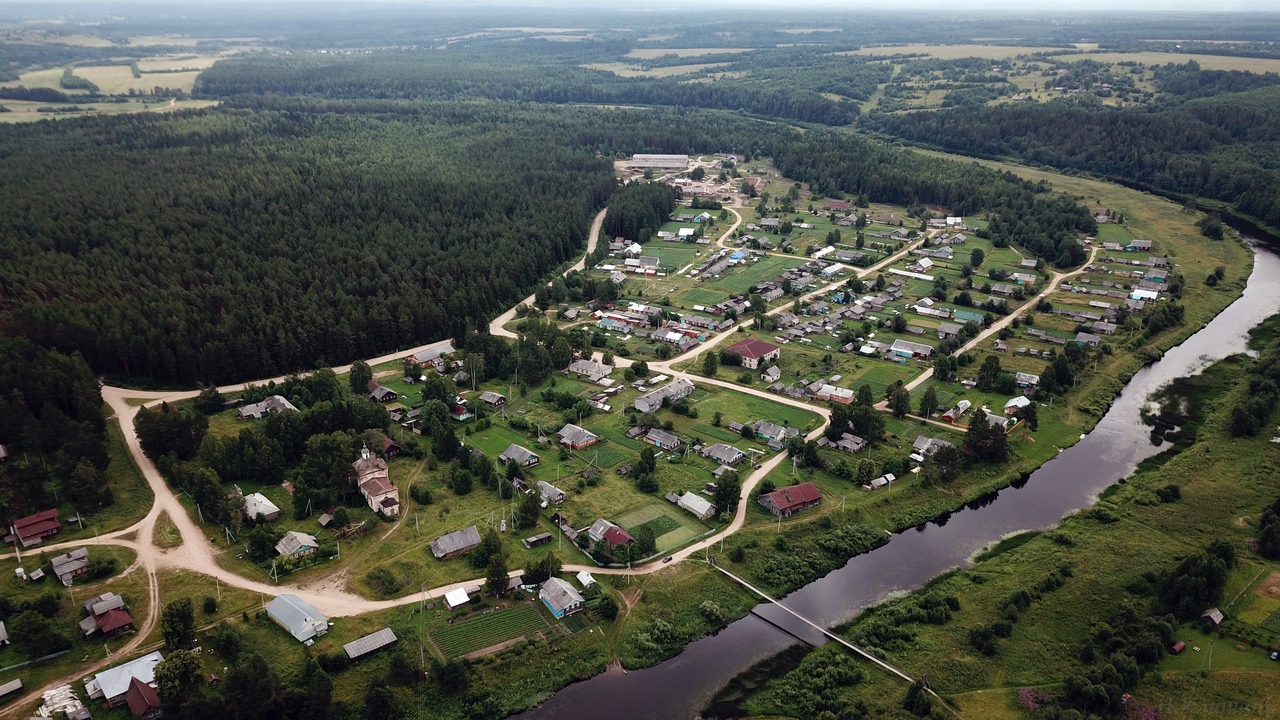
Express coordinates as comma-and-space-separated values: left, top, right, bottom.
2, 0, 1280, 12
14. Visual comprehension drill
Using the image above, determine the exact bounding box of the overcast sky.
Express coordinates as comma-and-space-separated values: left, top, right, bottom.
3, 0, 1278, 9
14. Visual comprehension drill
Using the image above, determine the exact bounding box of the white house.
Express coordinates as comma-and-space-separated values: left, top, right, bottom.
267, 594, 329, 643
84, 650, 164, 707
678, 493, 716, 521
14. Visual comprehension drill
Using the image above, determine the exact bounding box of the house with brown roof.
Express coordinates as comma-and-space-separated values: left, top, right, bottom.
727, 338, 782, 370
125, 677, 162, 718
79, 592, 135, 637
9, 509, 60, 547
758, 482, 822, 518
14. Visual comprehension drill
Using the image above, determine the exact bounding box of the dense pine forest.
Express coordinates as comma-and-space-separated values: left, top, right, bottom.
863, 64, 1280, 230
194, 49, 860, 126
0, 338, 109, 520
0, 105, 619, 385
0, 87, 1105, 386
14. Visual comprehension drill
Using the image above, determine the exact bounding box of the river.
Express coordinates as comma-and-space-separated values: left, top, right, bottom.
516, 241, 1280, 720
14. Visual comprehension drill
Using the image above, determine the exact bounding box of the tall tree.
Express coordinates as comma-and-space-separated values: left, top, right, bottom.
919, 386, 938, 419
348, 360, 372, 395
161, 598, 196, 651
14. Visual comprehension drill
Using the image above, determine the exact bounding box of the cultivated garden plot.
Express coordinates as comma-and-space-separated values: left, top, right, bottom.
430, 603, 552, 659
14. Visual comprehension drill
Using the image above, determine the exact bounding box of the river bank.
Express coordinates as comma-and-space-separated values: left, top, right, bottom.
508, 235, 1276, 719
725, 315, 1280, 719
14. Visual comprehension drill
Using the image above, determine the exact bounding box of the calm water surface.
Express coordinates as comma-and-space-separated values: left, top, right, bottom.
516, 243, 1280, 720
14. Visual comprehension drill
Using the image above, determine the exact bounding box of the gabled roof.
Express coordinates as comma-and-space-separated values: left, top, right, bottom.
702, 443, 744, 465
603, 526, 634, 546
91, 650, 163, 702
912, 435, 955, 455
86, 592, 126, 616
761, 482, 821, 512
266, 594, 328, 635
727, 338, 781, 360
498, 443, 538, 465
1003, 392, 1034, 409
644, 428, 680, 447
430, 525, 482, 558
678, 493, 715, 517
557, 423, 597, 446
275, 531, 318, 557
540, 577, 584, 614
12, 508, 60, 543
411, 340, 456, 365
97, 609, 135, 634
537, 480, 566, 502
243, 493, 280, 520
889, 339, 934, 356
344, 628, 398, 660
238, 395, 298, 419
124, 677, 161, 716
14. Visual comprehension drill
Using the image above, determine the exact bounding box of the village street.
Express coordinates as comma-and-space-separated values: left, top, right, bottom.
1, 190, 1044, 714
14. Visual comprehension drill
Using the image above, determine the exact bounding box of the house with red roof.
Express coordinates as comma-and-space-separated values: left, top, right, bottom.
726, 338, 782, 370
124, 677, 162, 718
9, 509, 60, 547
758, 482, 822, 518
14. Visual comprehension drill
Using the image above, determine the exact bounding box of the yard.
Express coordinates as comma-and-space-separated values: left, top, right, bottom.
614, 501, 709, 552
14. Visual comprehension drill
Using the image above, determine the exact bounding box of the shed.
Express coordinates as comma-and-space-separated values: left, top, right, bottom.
576, 571, 596, 589
1200, 608, 1225, 630
444, 588, 470, 610
431, 525, 482, 560
344, 628, 398, 661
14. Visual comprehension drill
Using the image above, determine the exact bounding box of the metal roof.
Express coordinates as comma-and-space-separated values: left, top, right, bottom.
90, 650, 163, 702
540, 577, 584, 614
266, 594, 328, 637
343, 628, 398, 660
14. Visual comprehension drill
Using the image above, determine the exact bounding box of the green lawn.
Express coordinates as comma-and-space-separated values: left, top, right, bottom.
614, 500, 711, 552
430, 603, 551, 658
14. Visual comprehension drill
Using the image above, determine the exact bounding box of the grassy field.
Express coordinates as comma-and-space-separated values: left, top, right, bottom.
841, 44, 1070, 60
625, 48, 751, 58
581, 61, 730, 77
430, 602, 551, 658
615, 501, 705, 552
731, 338, 1279, 717
0, 66, 203, 95
0, 98, 217, 123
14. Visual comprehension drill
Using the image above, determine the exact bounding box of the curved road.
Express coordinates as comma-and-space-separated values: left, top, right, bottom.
1, 199, 1055, 716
